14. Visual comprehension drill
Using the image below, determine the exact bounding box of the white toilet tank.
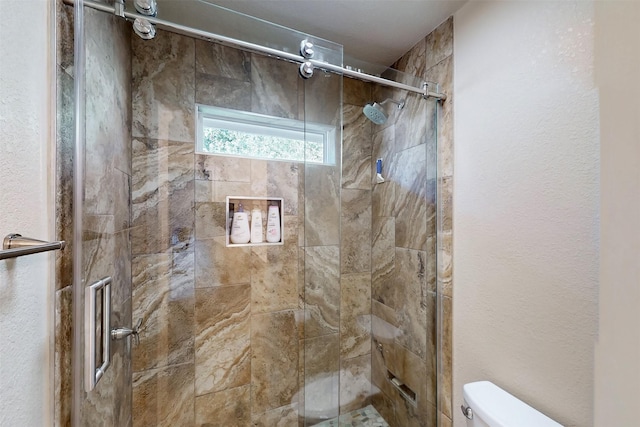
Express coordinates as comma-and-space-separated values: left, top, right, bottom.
462, 381, 564, 427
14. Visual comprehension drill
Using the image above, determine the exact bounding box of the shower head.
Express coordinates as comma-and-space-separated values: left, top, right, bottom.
362, 98, 405, 125
363, 103, 387, 125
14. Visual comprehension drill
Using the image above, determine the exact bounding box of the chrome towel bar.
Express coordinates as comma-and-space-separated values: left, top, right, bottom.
0, 233, 66, 260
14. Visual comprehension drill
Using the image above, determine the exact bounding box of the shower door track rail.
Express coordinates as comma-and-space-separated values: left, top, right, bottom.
62, 0, 447, 101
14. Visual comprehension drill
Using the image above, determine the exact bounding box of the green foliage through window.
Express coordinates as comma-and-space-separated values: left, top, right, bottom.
202, 127, 324, 163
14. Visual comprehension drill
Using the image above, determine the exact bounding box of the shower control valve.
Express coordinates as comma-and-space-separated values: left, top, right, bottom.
300, 39, 315, 59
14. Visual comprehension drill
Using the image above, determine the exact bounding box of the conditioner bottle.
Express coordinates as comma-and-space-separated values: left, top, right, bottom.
230, 203, 250, 244
265, 204, 281, 243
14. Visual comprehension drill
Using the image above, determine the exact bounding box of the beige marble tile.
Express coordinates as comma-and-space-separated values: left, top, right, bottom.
84, 128, 131, 226
196, 154, 251, 182
438, 231, 453, 298
82, 336, 131, 426
304, 246, 340, 337
250, 160, 268, 196
251, 54, 299, 119
341, 189, 372, 274
304, 334, 339, 422
195, 285, 251, 395
340, 273, 372, 359
303, 70, 342, 127
195, 385, 251, 426
305, 165, 340, 246
425, 17, 454, 71
268, 161, 300, 216
132, 252, 194, 371
195, 202, 227, 240
252, 404, 299, 427
54, 286, 72, 427
426, 291, 438, 406
393, 144, 428, 251
195, 236, 251, 287
439, 176, 453, 232
371, 127, 396, 219
371, 216, 396, 308
251, 217, 299, 313
132, 30, 195, 142
214, 181, 253, 203
195, 179, 214, 203
114, 229, 133, 308
426, 56, 454, 179
196, 40, 251, 81
342, 104, 372, 190
439, 296, 453, 420
393, 37, 426, 84
394, 247, 428, 358
82, 214, 115, 286
131, 138, 195, 255
85, 11, 131, 178
251, 310, 299, 414
439, 413, 453, 427
196, 73, 252, 111
195, 39, 252, 108
132, 363, 195, 427
370, 346, 396, 412
55, 67, 74, 292
344, 78, 372, 106
56, 0, 74, 74
370, 390, 397, 426
372, 299, 398, 329
339, 354, 372, 414
371, 336, 429, 426
394, 93, 428, 153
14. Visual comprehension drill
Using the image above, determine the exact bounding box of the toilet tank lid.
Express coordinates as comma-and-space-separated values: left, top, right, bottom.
463, 381, 563, 427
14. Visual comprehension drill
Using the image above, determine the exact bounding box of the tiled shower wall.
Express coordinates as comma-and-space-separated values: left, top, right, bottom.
54, 6, 451, 426
368, 17, 454, 427
54, 1, 133, 426
129, 30, 359, 425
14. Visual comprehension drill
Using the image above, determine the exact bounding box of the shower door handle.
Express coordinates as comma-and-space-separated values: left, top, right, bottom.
85, 277, 111, 391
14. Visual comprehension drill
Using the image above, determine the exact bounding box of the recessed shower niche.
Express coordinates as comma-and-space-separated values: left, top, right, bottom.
226, 196, 284, 247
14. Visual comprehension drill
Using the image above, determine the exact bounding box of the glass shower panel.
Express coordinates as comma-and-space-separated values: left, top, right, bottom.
152, 0, 343, 68
301, 64, 344, 425
72, 1, 133, 425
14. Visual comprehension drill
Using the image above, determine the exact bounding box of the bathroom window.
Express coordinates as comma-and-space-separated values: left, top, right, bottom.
197, 105, 336, 164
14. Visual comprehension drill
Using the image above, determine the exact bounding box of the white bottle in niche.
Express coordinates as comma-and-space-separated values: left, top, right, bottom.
266, 204, 281, 243
230, 203, 250, 244
250, 207, 264, 243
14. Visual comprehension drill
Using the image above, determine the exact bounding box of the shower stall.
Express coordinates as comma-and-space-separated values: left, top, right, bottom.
54, 0, 450, 425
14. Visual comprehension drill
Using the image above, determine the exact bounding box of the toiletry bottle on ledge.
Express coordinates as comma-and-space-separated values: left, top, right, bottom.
266, 203, 281, 243
230, 203, 250, 244
250, 206, 264, 243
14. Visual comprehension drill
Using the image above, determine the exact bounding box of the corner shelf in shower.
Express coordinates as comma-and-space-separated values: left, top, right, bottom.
225, 196, 284, 247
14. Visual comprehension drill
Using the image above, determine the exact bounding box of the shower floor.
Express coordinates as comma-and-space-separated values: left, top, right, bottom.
313, 405, 389, 427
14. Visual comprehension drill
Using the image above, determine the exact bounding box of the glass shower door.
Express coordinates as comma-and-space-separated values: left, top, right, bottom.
72, 1, 133, 425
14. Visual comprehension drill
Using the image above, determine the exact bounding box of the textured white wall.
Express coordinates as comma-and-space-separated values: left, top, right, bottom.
452, 2, 599, 426
0, 0, 53, 425
594, 3, 640, 426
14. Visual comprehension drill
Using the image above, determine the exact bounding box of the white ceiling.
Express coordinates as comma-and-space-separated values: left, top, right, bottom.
202, 0, 467, 66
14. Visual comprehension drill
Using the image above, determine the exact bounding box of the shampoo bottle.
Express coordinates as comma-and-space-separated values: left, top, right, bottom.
266, 204, 281, 243
230, 203, 250, 244
250, 207, 264, 243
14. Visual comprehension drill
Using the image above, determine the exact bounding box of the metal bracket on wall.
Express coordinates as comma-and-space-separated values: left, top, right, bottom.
0, 233, 65, 261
